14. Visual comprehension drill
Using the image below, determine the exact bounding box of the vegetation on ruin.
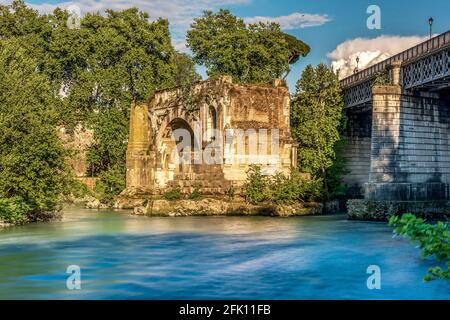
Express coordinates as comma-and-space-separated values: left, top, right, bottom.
291, 63, 347, 200
161, 187, 204, 201
188, 188, 203, 201
389, 214, 450, 281
187, 9, 310, 83
372, 71, 391, 86
162, 187, 184, 201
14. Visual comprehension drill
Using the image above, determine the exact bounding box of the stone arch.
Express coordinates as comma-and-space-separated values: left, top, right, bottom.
154, 117, 197, 187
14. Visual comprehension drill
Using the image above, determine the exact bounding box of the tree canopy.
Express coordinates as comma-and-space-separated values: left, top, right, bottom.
187, 9, 309, 83
0, 1, 201, 208
0, 37, 69, 215
291, 63, 345, 195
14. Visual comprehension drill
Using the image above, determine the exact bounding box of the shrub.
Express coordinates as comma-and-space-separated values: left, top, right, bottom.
225, 186, 235, 201
293, 174, 323, 203
70, 179, 91, 199
188, 187, 202, 200
243, 165, 323, 205
162, 187, 183, 201
389, 214, 449, 281
0, 197, 32, 225
270, 172, 298, 204
270, 171, 322, 204
242, 165, 271, 204
93, 166, 126, 202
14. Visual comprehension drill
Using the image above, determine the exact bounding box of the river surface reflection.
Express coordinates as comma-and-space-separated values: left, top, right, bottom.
0, 206, 448, 299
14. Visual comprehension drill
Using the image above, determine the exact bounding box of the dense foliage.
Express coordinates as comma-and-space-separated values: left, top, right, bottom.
187, 9, 309, 83
389, 214, 450, 281
291, 63, 346, 199
0, 1, 200, 208
0, 37, 70, 222
0, 198, 32, 225
93, 166, 126, 202
243, 165, 322, 205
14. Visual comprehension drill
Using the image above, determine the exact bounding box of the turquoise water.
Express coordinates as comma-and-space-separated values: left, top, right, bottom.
0, 206, 448, 299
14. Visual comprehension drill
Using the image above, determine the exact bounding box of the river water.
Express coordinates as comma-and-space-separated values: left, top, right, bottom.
0, 206, 448, 299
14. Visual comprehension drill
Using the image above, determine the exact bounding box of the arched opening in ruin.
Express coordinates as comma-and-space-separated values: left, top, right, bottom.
157, 118, 197, 187
206, 106, 217, 141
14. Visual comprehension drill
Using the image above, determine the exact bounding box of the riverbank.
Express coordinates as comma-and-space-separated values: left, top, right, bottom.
0, 197, 63, 227
131, 198, 324, 217
347, 199, 450, 221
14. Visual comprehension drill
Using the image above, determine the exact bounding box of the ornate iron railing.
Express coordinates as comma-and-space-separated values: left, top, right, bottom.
403, 47, 450, 89
341, 30, 450, 89
341, 30, 450, 107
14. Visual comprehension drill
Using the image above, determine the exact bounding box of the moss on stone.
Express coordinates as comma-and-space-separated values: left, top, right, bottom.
347, 199, 450, 221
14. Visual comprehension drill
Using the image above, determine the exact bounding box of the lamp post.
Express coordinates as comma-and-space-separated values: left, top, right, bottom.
428, 17, 434, 39
354, 56, 360, 74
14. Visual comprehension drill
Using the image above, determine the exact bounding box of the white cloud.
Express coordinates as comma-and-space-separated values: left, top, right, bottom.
244, 12, 330, 30
1, 0, 251, 52
0, 1, 331, 52
26, 0, 251, 30
328, 35, 431, 79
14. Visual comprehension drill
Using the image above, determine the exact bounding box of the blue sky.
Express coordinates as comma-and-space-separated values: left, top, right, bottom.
21, 0, 450, 89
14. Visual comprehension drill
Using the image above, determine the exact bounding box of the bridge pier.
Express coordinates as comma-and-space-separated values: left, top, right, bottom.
344, 61, 450, 202
341, 32, 450, 218
366, 84, 450, 201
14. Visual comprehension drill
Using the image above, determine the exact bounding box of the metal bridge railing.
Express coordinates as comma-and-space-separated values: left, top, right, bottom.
340, 30, 450, 88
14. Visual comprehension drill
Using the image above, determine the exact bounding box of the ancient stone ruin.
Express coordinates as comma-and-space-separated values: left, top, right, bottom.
123, 76, 297, 198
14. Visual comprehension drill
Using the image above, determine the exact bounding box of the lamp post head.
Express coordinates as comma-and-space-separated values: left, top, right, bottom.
428, 17, 434, 26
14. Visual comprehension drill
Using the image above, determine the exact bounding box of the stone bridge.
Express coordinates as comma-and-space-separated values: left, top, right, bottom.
341, 30, 450, 201
124, 76, 296, 196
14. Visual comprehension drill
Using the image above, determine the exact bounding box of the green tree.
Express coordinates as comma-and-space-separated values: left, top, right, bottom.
0, 38, 70, 219
86, 107, 128, 202
76, 9, 178, 200
93, 165, 126, 202
0, 2, 182, 205
172, 52, 202, 87
291, 63, 345, 197
187, 9, 309, 83
86, 107, 129, 176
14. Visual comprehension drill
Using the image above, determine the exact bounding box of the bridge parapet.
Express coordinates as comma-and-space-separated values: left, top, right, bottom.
341, 30, 450, 108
